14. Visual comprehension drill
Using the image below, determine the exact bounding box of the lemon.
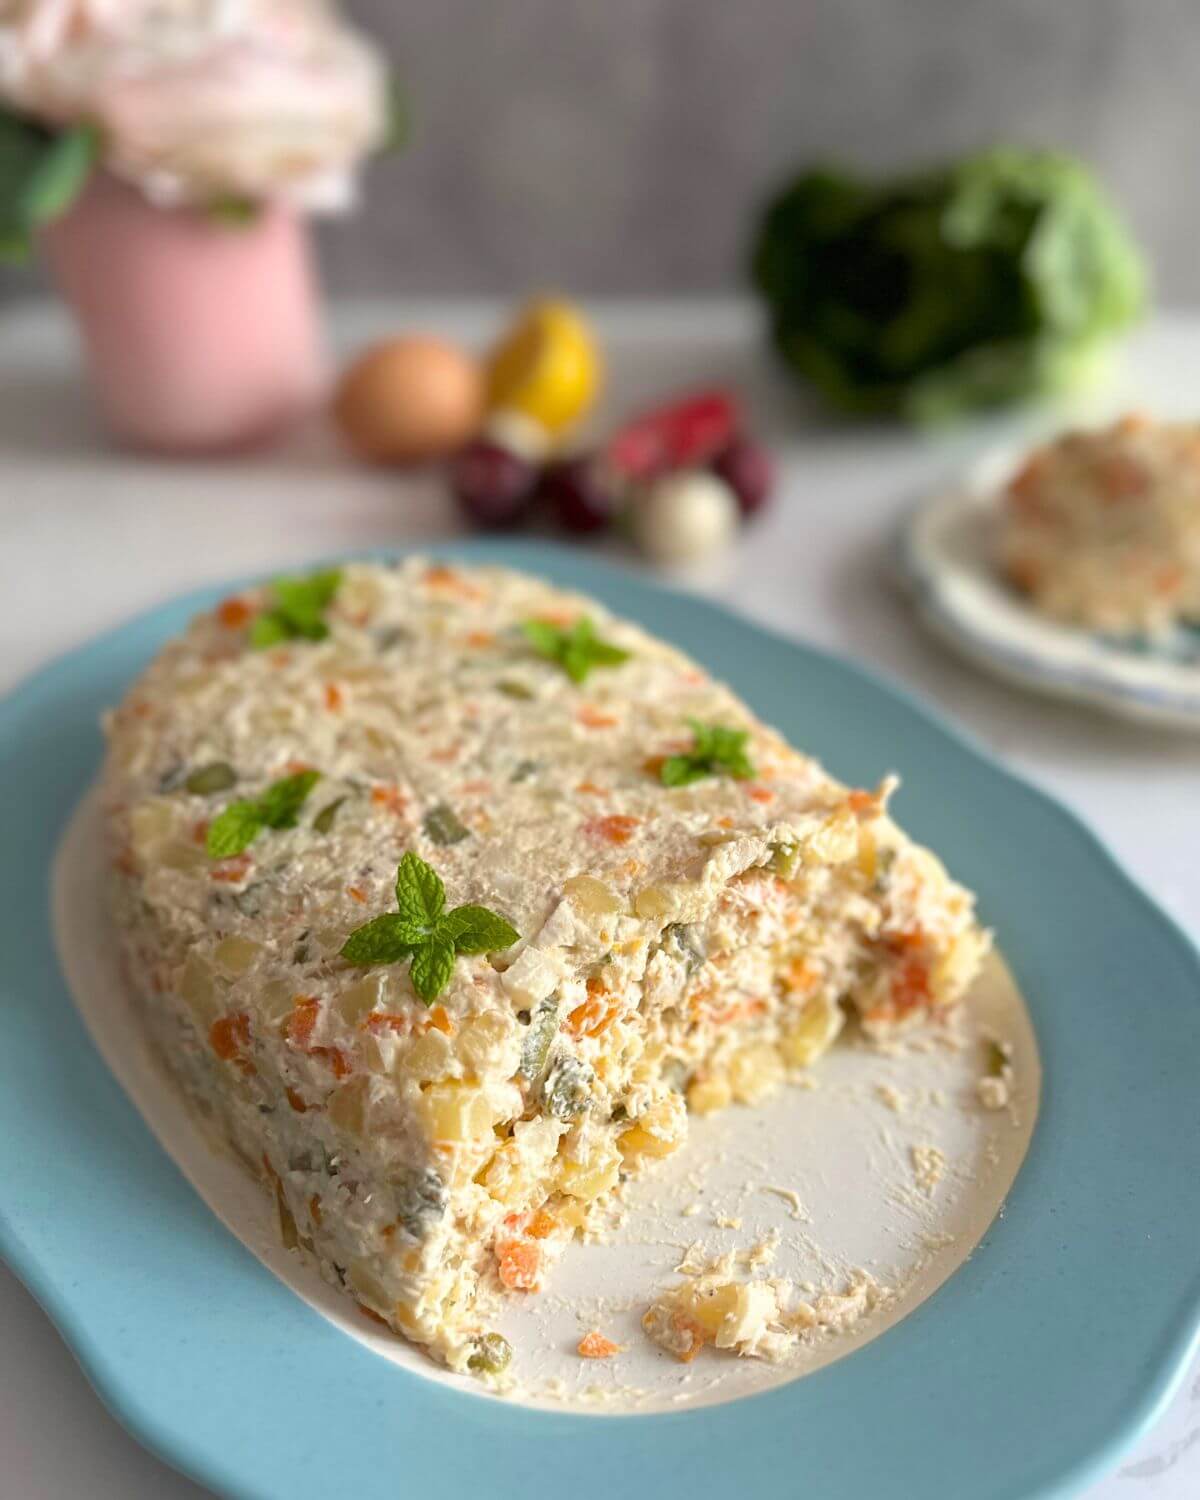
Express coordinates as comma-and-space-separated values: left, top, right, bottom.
486, 298, 601, 436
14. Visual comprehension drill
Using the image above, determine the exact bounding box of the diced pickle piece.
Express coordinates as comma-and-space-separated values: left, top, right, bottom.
185, 762, 236, 795
423, 803, 470, 846
519, 996, 559, 1080
467, 1332, 513, 1374
544, 1055, 594, 1120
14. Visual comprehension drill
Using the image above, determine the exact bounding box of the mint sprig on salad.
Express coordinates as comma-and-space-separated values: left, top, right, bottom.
250, 568, 343, 649
660, 719, 755, 787
341, 852, 519, 1004
207, 770, 321, 858
521, 616, 630, 684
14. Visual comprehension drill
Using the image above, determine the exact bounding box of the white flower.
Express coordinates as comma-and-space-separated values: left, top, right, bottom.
0, 0, 388, 210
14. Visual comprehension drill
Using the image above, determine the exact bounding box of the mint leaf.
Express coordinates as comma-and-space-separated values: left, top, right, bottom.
341, 913, 417, 966
660, 755, 708, 788
394, 851, 445, 927
250, 567, 342, 649
249, 613, 290, 649
521, 616, 630, 685
659, 720, 756, 788
410, 931, 456, 1002
206, 770, 320, 857
258, 770, 321, 829
207, 801, 263, 858
340, 855, 519, 1004
439, 904, 520, 954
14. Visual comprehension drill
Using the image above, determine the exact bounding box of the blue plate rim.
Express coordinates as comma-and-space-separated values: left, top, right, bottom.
2, 539, 1199, 1500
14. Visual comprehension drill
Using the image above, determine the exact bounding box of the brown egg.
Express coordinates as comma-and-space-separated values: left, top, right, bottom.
333, 336, 485, 464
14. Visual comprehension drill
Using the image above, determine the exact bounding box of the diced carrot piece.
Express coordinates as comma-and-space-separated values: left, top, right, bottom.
309, 1195, 322, 1226
285, 997, 320, 1048
285, 1087, 308, 1113
527, 1209, 558, 1240
746, 786, 775, 804
584, 814, 639, 845
496, 1239, 541, 1291
217, 597, 252, 629
465, 630, 495, 648
578, 706, 618, 729
210, 854, 253, 883
423, 565, 483, 599
309, 1045, 350, 1078
324, 683, 344, 712
577, 1330, 621, 1359
846, 789, 878, 817
576, 781, 607, 796
210, 1012, 251, 1062
426, 1005, 455, 1036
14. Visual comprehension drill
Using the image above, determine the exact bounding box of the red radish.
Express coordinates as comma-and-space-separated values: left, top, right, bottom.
606, 389, 741, 481
711, 437, 774, 516
450, 439, 537, 529
540, 455, 619, 533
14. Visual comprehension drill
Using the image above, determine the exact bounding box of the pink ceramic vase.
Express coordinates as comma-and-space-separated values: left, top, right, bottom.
42, 171, 327, 454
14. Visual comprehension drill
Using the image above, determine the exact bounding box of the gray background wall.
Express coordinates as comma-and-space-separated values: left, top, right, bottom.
3, 0, 1198, 300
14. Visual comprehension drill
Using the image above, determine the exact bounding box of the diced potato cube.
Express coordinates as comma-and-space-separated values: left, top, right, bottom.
728, 1043, 785, 1105
687, 1073, 732, 1116
178, 951, 219, 1025
557, 1140, 622, 1201
455, 1012, 513, 1073
402, 1030, 454, 1085
634, 884, 682, 921
803, 809, 858, 866
256, 978, 295, 1025
563, 874, 623, 915
418, 1082, 498, 1145
337, 975, 383, 1025
214, 936, 261, 975
130, 799, 174, 857
780, 998, 844, 1069
348, 1258, 390, 1312
328, 1075, 371, 1137
619, 1093, 687, 1159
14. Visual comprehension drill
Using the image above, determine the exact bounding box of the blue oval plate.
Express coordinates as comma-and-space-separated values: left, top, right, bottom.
2, 542, 1199, 1500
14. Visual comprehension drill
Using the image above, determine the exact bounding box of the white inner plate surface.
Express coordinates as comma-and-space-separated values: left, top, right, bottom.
55, 785, 1039, 1413
900, 444, 1200, 730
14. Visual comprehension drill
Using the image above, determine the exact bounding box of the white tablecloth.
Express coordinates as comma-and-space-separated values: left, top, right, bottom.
1, 300, 1196, 1499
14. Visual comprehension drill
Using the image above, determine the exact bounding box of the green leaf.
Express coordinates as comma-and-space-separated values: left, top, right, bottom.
207, 195, 259, 227
0, 112, 97, 258
439, 904, 520, 955
394, 851, 445, 927
521, 619, 565, 658
521, 616, 630, 685
249, 568, 342, 649
249, 612, 291, 649
313, 796, 347, 835
423, 803, 471, 846
410, 931, 456, 1003
660, 721, 756, 787
381, 73, 410, 154
258, 770, 321, 829
660, 755, 706, 787
206, 801, 263, 859
341, 913, 418, 966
